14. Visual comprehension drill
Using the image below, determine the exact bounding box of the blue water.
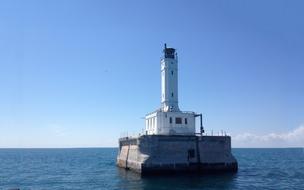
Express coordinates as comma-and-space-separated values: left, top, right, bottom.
0, 148, 303, 190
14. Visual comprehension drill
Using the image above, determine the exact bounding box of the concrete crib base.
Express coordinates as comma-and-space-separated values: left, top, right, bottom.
117, 135, 238, 175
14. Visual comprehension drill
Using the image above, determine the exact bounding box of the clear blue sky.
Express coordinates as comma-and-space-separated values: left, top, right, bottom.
0, 0, 303, 147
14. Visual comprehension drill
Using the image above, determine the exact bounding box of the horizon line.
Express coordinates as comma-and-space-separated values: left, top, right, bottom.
0, 147, 303, 149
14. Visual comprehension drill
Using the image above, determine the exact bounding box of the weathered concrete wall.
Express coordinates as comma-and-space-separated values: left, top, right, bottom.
117, 135, 238, 175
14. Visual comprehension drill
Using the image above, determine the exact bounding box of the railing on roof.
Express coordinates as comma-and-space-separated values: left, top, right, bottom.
145, 109, 196, 116
120, 129, 230, 139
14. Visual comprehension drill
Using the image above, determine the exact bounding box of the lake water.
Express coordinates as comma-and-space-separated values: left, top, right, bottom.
0, 148, 303, 190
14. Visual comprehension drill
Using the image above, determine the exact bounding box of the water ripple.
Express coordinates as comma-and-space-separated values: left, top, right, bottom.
0, 148, 303, 190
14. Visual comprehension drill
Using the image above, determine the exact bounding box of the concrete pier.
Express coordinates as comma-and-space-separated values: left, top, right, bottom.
117, 135, 238, 175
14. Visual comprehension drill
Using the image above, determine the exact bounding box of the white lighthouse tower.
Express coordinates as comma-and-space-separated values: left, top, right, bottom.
161, 44, 180, 112
145, 44, 202, 135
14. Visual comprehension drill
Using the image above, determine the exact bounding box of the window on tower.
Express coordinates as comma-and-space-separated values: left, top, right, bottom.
171, 70, 174, 75
185, 118, 188, 124
169, 117, 172, 124
171, 93, 174, 97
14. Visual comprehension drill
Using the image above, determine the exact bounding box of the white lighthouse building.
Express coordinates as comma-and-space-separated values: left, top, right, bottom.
145, 44, 203, 135
117, 44, 238, 174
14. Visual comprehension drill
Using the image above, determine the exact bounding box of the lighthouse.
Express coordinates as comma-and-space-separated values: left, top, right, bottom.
145, 44, 200, 135
161, 44, 179, 112
117, 44, 238, 175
